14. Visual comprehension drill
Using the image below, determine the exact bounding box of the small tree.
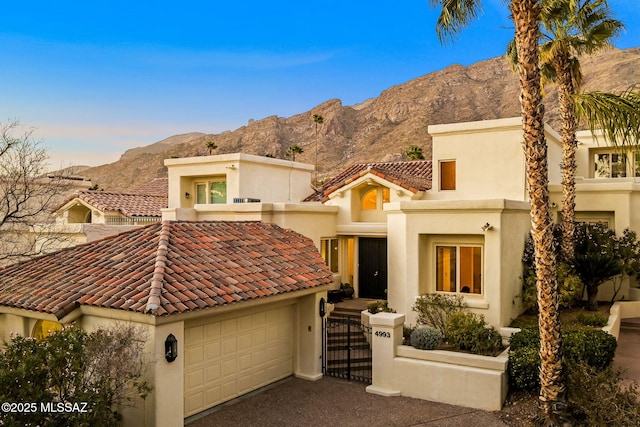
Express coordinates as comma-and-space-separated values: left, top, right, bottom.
405, 145, 425, 160
205, 140, 218, 154
0, 120, 74, 264
573, 222, 623, 310
0, 325, 151, 426
286, 144, 304, 161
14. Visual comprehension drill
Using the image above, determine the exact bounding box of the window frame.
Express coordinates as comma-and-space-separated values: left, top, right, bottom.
439, 160, 456, 191
321, 237, 339, 273
194, 178, 227, 204
360, 186, 391, 211
434, 243, 483, 295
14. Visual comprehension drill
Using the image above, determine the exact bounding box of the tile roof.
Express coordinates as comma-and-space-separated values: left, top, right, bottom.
59, 191, 167, 217
305, 160, 432, 202
0, 221, 333, 318
129, 178, 168, 196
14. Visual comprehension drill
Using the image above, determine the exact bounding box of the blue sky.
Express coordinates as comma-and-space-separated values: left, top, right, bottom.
1, 1, 638, 169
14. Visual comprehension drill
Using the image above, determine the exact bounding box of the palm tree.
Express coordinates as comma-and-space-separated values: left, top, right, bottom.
313, 114, 324, 184
286, 144, 304, 161
406, 145, 425, 160
538, 0, 623, 261
428, 0, 565, 420
206, 140, 218, 155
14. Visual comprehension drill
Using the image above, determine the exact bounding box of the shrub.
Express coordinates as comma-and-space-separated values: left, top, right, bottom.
563, 328, 617, 371
567, 363, 640, 426
508, 345, 541, 391
508, 326, 540, 350
412, 293, 466, 337
445, 312, 503, 355
0, 325, 151, 427
576, 310, 608, 327
367, 300, 395, 314
403, 324, 416, 344
410, 326, 442, 350
507, 327, 617, 390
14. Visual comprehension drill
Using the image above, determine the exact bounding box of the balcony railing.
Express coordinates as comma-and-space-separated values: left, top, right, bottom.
104, 216, 161, 226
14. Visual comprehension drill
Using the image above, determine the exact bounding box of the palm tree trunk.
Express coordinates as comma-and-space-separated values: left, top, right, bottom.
555, 54, 578, 262
510, 0, 565, 422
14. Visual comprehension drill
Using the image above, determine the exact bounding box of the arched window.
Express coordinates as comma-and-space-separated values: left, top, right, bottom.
32, 319, 63, 341
361, 188, 378, 210
361, 187, 391, 210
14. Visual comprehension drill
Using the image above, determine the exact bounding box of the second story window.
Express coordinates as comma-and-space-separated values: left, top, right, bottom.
440, 160, 456, 190
361, 187, 390, 210
594, 152, 627, 178
195, 179, 227, 204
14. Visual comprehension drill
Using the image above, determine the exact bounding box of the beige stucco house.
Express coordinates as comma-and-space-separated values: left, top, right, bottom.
53, 178, 168, 243
2, 116, 640, 423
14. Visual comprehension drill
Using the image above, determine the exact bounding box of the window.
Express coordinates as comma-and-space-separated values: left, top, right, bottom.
360, 187, 390, 210
195, 179, 227, 204
436, 244, 482, 294
321, 238, 339, 273
594, 152, 627, 178
440, 160, 456, 190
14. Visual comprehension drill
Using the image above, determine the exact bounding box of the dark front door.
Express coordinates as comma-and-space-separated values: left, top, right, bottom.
358, 237, 388, 299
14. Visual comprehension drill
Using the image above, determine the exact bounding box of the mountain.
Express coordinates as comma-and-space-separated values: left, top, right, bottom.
81, 47, 640, 192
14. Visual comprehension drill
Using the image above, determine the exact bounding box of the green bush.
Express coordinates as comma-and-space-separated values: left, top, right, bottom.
403, 324, 416, 344
445, 312, 503, 355
367, 300, 395, 314
0, 325, 151, 427
508, 345, 541, 391
508, 327, 617, 390
412, 293, 466, 337
563, 328, 617, 371
410, 326, 443, 350
508, 326, 540, 350
576, 310, 609, 327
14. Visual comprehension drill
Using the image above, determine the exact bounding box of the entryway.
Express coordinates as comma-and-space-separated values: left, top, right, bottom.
322, 300, 372, 383
358, 237, 388, 299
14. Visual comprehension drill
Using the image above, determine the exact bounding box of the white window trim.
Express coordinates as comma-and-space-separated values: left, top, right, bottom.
434, 242, 484, 296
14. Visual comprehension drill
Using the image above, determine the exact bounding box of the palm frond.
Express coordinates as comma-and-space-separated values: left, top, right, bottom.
428, 0, 484, 44
574, 87, 640, 148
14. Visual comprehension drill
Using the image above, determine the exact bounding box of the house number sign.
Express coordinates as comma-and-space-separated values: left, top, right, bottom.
375, 331, 391, 338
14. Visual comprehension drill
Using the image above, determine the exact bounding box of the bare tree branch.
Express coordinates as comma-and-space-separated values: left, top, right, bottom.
0, 120, 78, 264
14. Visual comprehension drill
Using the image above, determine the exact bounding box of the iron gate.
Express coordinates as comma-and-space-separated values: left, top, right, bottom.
322, 316, 372, 383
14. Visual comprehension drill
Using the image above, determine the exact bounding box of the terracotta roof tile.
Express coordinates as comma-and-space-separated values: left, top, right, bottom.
80, 191, 167, 217
305, 160, 432, 202
0, 221, 333, 318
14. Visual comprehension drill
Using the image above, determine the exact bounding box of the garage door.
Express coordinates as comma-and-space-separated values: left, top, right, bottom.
184, 304, 294, 417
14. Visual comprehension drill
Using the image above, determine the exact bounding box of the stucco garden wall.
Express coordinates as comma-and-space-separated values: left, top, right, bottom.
366, 313, 508, 411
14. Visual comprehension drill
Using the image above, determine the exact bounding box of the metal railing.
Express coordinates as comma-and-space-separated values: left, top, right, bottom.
104, 216, 161, 226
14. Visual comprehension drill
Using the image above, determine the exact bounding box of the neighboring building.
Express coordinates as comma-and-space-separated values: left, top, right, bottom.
54, 178, 168, 242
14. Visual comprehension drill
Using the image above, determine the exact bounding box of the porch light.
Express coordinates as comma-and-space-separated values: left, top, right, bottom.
165, 334, 178, 362
185, 192, 191, 199
481, 223, 493, 231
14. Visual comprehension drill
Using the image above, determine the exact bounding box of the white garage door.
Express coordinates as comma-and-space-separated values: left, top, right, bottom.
184, 304, 295, 417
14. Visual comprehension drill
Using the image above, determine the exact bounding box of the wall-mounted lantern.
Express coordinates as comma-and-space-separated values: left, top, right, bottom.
185, 192, 191, 199
165, 334, 178, 362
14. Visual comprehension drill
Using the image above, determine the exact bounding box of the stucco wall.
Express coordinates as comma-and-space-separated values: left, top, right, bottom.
386, 199, 531, 329
166, 153, 314, 208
